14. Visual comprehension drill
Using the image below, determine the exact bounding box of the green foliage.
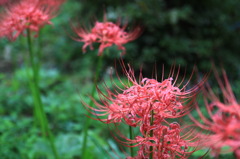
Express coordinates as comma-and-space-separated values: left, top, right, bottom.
0, 67, 124, 158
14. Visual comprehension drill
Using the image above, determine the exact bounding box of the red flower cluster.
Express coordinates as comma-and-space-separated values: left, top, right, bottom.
124, 123, 199, 159
190, 70, 240, 158
85, 66, 203, 158
88, 77, 195, 125
0, 0, 65, 41
72, 16, 141, 56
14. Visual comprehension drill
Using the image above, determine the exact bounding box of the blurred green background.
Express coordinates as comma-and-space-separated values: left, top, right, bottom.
0, 0, 240, 158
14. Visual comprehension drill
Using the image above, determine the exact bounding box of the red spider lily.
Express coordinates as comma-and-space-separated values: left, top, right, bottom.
119, 122, 200, 159
83, 63, 207, 158
72, 15, 141, 56
0, 0, 64, 41
84, 65, 202, 127
189, 70, 240, 158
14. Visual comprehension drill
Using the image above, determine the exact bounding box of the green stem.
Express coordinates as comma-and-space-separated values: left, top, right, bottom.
149, 110, 154, 159
129, 126, 134, 157
26, 29, 59, 159
81, 55, 103, 158
27, 29, 43, 130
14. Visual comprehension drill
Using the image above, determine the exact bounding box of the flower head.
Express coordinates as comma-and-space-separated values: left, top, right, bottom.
190, 70, 240, 157
85, 65, 200, 127
84, 64, 206, 158
121, 122, 200, 159
0, 0, 64, 41
72, 15, 141, 56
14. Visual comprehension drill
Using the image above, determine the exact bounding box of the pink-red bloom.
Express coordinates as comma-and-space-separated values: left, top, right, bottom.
0, 0, 65, 41
72, 15, 141, 56
85, 66, 199, 127
122, 122, 200, 159
84, 64, 205, 158
190, 70, 240, 157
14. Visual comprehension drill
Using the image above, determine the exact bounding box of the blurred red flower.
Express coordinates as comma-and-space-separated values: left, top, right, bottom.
72, 15, 141, 56
0, 0, 65, 41
190, 70, 240, 158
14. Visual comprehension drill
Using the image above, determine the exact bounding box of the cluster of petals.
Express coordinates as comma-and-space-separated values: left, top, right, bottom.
72, 16, 141, 56
0, 0, 64, 41
190, 70, 240, 157
88, 75, 197, 127
123, 122, 199, 159
85, 66, 203, 158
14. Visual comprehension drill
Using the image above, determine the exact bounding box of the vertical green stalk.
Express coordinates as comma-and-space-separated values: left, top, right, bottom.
149, 110, 154, 159
36, 29, 42, 82
129, 126, 134, 157
81, 55, 103, 158
27, 29, 44, 131
26, 29, 59, 159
